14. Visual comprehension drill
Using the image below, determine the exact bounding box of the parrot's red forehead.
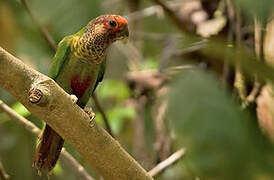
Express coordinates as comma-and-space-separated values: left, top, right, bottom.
102, 15, 128, 31
87, 14, 129, 40
113, 16, 128, 27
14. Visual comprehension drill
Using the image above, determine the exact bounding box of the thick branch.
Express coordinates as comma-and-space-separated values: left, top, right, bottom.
0, 100, 94, 180
0, 47, 153, 180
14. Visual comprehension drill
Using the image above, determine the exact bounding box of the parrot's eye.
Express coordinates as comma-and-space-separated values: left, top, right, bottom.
108, 20, 117, 27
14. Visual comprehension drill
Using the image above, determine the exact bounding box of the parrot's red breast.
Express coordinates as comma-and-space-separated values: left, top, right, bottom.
70, 75, 92, 98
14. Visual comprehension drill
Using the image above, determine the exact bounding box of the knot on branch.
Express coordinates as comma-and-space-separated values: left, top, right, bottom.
29, 88, 43, 104
28, 80, 53, 107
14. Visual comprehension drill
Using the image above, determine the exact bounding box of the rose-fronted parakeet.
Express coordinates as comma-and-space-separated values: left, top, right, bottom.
33, 15, 129, 173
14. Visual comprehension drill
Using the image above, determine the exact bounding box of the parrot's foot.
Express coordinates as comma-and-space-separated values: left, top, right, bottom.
84, 107, 96, 127
70, 94, 78, 104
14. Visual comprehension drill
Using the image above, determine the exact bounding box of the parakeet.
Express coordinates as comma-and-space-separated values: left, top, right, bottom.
33, 14, 129, 173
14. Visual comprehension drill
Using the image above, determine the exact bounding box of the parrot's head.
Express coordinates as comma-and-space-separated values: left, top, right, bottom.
77, 15, 129, 62
86, 14, 129, 45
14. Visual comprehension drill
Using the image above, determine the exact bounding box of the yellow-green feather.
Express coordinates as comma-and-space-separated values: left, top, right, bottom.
49, 27, 86, 80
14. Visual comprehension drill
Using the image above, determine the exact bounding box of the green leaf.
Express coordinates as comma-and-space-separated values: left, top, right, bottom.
235, 0, 274, 23
141, 58, 158, 70
12, 102, 30, 117
168, 69, 274, 179
97, 80, 130, 100
52, 161, 63, 176
96, 106, 135, 134
108, 106, 135, 134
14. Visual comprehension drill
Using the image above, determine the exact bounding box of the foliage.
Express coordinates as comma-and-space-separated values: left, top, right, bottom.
236, 0, 274, 23
0, 0, 274, 179
169, 70, 274, 179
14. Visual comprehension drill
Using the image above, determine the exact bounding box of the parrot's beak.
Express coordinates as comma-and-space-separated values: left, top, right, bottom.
118, 26, 129, 44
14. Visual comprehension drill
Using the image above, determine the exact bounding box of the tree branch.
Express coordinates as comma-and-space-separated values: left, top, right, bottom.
0, 100, 94, 180
151, 0, 190, 32
243, 17, 263, 107
148, 148, 185, 177
0, 47, 153, 180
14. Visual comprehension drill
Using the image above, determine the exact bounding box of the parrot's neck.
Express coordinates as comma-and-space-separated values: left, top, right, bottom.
71, 32, 108, 64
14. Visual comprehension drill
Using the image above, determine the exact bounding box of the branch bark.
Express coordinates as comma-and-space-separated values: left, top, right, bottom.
0, 46, 153, 180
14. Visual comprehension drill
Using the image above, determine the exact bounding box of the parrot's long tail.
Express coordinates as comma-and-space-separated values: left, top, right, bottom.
33, 124, 64, 174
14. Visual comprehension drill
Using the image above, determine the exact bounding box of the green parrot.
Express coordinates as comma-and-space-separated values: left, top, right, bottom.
32, 14, 129, 173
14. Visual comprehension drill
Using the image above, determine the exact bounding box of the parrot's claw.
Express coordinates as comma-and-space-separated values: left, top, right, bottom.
70, 94, 78, 104
84, 107, 96, 127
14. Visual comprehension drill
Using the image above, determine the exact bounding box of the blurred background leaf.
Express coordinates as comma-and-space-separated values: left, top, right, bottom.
235, 0, 274, 23
168, 69, 274, 179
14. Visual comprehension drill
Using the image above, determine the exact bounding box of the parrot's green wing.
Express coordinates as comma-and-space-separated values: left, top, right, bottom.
48, 36, 71, 80
49, 27, 86, 80
93, 59, 106, 93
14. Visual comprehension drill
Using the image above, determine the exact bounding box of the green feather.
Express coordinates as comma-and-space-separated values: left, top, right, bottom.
93, 59, 106, 93
49, 27, 86, 80
49, 36, 71, 80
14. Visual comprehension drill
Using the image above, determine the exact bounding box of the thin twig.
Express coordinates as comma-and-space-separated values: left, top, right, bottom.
234, 4, 247, 105
20, 0, 57, 52
0, 100, 40, 136
243, 17, 263, 107
151, 0, 189, 32
153, 99, 171, 161
132, 96, 150, 168
125, 1, 182, 21
59, 151, 94, 180
126, 4, 164, 21
127, 0, 143, 71
0, 100, 94, 180
148, 148, 185, 177
222, 0, 234, 86
92, 94, 114, 137
20, 0, 111, 137
133, 31, 184, 41
0, 161, 9, 180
